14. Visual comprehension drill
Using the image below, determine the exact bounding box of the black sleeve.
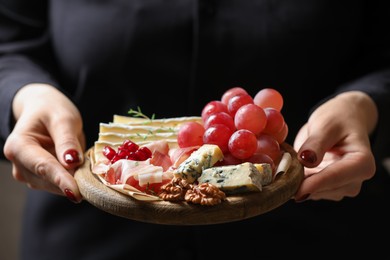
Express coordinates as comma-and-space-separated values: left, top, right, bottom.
337, 1, 390, 116
0, 0, 59, 142
304, 2, 390, 163
337, 70, 390, 162
328, 1, 390, 162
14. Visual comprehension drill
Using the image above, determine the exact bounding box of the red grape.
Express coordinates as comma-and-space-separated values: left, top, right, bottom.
263, 107, 285, 135
203, 124, 234, 153
246, 153, 275, 170
234, 104, 267, 135
216, 152, 243, 166
228, 129, 257, 159
254, 88, 284, 111
221, 87, 248, 105
273, 122, 289, 144
204, 112, 236, 132
255, 134, 281, 163
227, 93, 253, 117
201, 100, 228, 122
177, 122, 205, 148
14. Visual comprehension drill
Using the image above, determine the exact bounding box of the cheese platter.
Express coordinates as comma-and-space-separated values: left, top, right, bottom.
74, 142, 303, 225
74, 87, 304, 224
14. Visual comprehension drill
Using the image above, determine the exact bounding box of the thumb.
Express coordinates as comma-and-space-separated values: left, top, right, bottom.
51, 117, 85, 169
296, 119, 342, 168
50, 116, 85, 202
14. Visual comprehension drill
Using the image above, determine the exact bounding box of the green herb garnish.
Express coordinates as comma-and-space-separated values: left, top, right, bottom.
127, 106, 156, 121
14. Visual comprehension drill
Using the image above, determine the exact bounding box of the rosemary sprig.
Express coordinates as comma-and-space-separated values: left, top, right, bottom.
127, 106, 156, 120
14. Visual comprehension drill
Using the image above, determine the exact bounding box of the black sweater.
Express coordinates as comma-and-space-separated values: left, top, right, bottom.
1, 1, 390, 259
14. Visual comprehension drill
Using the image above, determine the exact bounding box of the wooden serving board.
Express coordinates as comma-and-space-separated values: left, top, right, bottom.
74, 143, 304, 225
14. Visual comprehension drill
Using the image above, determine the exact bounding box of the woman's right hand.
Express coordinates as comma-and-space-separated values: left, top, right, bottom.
293, 91, 377, 202
3, 84, 85, 203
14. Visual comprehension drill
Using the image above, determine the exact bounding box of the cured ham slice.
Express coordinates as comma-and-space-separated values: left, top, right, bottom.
169, 146, 200, 168
101, 158, 165, 185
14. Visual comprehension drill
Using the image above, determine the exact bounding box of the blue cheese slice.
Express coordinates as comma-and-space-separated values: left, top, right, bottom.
254, 163, 273, 186
174, 144, 223, 183
197, 162, 263, 194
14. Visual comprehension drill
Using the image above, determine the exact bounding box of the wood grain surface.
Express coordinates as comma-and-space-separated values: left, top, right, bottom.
74, 143, 304, 225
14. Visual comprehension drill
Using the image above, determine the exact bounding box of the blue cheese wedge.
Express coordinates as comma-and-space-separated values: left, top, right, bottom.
197, 162, 264, 194
174, 144, 223, 183
254, 163, 273, 186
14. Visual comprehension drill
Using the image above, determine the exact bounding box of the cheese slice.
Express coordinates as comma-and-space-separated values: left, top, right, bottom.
99, 123, 178, 135
174, 144, 223, 183
197, 162, 263, 194
98, 132, 177, 143
113, 115, 202, 127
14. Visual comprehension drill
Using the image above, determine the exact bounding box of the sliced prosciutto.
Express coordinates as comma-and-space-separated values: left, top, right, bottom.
169, 146, 200, 168
103, 159, 171, 194
91, 139, 201, 197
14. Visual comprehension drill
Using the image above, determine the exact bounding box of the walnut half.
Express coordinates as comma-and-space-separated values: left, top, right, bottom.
158, 177, 193, 201
159, 178, 226, 206
185, 183, 226, 206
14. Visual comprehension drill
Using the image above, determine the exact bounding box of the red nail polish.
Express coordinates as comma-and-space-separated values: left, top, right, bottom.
64, 149, 80, 164
300, 150, 317, 164
64, 188, 79, 203
295, 193, 310, 202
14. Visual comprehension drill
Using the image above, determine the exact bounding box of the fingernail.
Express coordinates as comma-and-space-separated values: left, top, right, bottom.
300, 150, 317, 164
64, 188, 80, 203
64, 149, 80, 164
295, 193, 310, 203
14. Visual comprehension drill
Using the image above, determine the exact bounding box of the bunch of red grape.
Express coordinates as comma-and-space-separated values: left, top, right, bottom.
177, 87, 288, 168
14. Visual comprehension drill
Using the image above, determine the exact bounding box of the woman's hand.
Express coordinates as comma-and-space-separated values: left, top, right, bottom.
293, 91, 378, 201
3, 84, 85, 203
